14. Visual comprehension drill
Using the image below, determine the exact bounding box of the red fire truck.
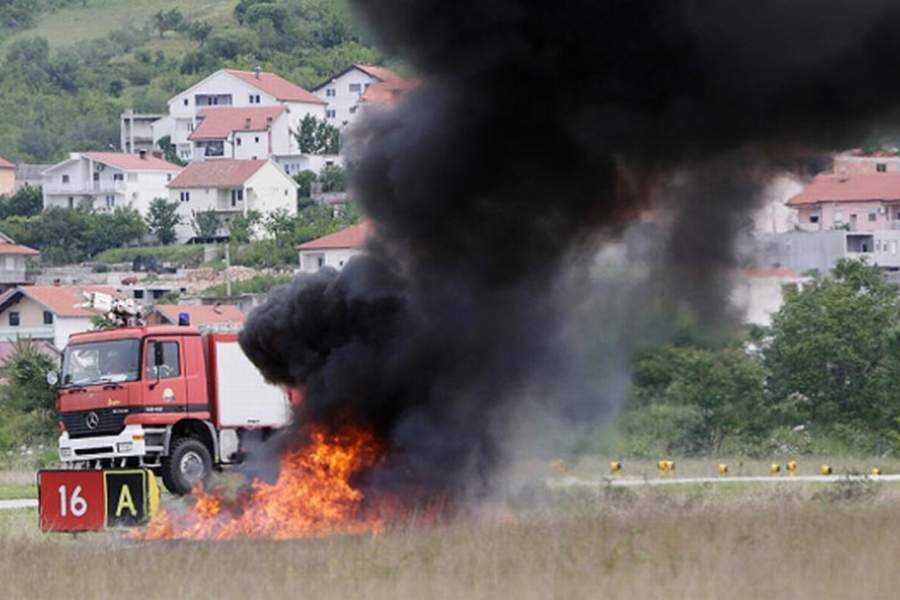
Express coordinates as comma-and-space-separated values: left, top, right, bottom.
51, 296, 291, 496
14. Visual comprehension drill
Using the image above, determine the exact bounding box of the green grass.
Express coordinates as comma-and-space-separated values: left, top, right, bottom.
202, 273, 293, 298
4, 0, 238, 49
0, 483, 36, 501
93, 244, 206, 267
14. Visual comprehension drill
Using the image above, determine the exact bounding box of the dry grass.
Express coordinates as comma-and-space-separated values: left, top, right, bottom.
1, 483, 899, 599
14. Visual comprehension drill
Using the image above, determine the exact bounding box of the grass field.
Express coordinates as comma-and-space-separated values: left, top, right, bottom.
1, 468, 899, 598
3, 0, 238, 49
0, 470, 35, 500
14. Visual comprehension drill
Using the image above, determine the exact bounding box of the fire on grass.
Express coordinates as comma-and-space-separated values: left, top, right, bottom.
138, 425, 388, 540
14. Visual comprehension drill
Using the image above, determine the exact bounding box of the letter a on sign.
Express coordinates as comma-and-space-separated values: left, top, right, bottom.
116, 484, 137, 517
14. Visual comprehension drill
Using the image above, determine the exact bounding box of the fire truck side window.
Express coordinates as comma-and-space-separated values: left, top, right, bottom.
146, 341, 181, 379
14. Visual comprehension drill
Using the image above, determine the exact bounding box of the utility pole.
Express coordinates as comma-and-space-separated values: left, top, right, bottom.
224, 242, 232, 297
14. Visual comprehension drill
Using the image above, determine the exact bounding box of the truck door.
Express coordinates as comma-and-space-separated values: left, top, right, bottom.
143, 337, 188, 416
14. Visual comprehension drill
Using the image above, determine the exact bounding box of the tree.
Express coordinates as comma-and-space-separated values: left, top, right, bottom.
632, 344, 765, 453
0, 186, 42, 219
294, 170, 317, 199
146, 198, 181, 246
0, 339, 58, 445
153, 8, 185, 38
192, 209, 220, 240
156, 136, 185, 166
295, 114, 341, 154
263, 208, 295, 243
765, 259, 900, 429
227, 210, 261, 244
319, 164, 346, 192
185, 21, 213, 44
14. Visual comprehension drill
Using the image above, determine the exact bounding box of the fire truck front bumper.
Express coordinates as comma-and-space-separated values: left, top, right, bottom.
58, 425, 150, 463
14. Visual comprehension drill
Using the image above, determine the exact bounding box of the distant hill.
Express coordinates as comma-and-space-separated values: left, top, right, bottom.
2, 0, 237, 50
0, 0, 393, 163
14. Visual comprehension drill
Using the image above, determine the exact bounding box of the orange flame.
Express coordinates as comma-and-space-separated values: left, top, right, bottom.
139, 425, 386, 540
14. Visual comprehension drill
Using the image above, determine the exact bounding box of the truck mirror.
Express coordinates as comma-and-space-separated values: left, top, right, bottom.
46, 370, 59, 386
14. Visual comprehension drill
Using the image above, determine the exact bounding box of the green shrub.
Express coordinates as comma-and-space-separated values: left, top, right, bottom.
93, 244, 205, 267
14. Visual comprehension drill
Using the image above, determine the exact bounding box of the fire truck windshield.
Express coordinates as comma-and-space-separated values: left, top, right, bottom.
61, 339, 141, 386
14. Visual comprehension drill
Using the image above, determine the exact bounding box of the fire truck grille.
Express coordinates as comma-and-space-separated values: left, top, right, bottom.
61, 409, 128, 438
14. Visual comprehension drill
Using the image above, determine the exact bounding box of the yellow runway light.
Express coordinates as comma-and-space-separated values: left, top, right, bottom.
718, 464, 728, 476
821, 464, 832, 476
770, 463, 781, 475
871, 467, 882, 476
609, 461, 622, 475
786, 461, 798, 476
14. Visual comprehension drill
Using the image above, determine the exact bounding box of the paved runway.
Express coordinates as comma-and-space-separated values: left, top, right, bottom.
0, 499, 37, 510
550, 473, 900, 488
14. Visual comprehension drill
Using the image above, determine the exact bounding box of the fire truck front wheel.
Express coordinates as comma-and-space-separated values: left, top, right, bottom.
161, 437, 212, 495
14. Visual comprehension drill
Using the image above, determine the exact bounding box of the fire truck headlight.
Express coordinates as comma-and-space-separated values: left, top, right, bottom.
116, 442, 133, 453
59, 448, 72, 458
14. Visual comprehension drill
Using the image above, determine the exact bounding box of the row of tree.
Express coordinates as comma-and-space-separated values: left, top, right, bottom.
626, 259, 900, 457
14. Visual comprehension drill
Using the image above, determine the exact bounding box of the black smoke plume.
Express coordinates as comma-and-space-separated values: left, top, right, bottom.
241, 1, 900, 498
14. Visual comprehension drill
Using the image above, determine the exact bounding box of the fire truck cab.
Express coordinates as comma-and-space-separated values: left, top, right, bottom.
54, 318, 291, 495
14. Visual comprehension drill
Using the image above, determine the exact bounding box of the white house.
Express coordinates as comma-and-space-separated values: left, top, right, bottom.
187, 105, 342, 175
167, 159, 298, 243
0, 285, 119, 349
153, 68, 327, 163
120, 110, 163, 154
297, 221, 371, 273
313, 64, 415, 128
42, 152, 181, 215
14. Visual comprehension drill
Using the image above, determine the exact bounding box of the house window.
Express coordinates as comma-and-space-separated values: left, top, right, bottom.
180, 191, 190, 202
809, 215, 819, 224
231, 189, 244, 206
167, 174, 172, 182
349, 83, 362, 93
326, 109, 336, 119
183, 98, 189, 106
113, 173, 124, 182
62, 174, 70, 183
134, 290, 144, 299
249, 94, 261, 104
236, 138, 242, 146
67, 197, 74, 209
349, 106, 357, 114
93, 172, 100, 181
326, 88, 336, 97
254, 136, 259, 143
877, 163, 887, 172
9, 312, 19, 327
869, 213, 877, 222
43, 311, 53, 325
105, 196, 116, 209
145, 341, 181, 379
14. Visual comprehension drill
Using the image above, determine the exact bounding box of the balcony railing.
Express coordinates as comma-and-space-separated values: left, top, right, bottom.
44, 182, 125, 195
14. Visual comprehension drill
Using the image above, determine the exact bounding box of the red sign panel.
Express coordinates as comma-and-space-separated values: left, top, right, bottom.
38, 470, 106, 532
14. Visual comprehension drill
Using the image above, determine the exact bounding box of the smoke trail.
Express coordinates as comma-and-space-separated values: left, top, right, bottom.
241, 1, 900, 499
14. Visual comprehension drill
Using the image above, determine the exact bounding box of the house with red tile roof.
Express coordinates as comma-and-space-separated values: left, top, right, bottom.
297, 221, 371, 272
0, 285, 121, 349
313, 64, 416, 127
787, 172, 900, 232
153, 68, 326, 164
41, 151, 182, 217
0, 232, 39, 291
0, 155, 15, 196
168, 159, 298, 243
146, 304, 244, 333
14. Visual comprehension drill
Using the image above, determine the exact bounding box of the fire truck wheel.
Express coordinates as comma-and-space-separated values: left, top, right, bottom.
161, 437, 212, 495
